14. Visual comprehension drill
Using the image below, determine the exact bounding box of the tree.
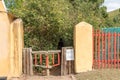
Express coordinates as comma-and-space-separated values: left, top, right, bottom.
4, 0, 112, 50
69, 0, 111, 28
113, 13, 120, 26
5, 0, 74, 50
4, 0, 23, 13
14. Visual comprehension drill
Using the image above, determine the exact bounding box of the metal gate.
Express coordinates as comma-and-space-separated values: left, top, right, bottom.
93, 30, 120, 69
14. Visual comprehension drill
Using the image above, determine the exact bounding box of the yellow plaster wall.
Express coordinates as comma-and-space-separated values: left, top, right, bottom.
0, 11, 10, 77
0, 11, 23, 78
0, 1, 6, 12
74, 22, 93, 73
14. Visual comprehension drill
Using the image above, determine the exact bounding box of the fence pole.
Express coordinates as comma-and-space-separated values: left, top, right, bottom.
98, 30, 100, 69
61, 47, 74, 75
46, 54, 50, 76
104, 33, 106, 68
114, 33, 117, 68
29, 48, 33, 75
102, 31, 104, 68
92, 29, 94, 69
95, 30, 98, 69
22, 48, 33, 75
108, 32, 110, 68
118, 33, 120, 68
22, 48, 26, 74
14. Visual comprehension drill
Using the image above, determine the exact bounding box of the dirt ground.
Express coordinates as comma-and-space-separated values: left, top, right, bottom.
9, 75, 76, 80
75, 69, 120, 80
9, 69, 120, 80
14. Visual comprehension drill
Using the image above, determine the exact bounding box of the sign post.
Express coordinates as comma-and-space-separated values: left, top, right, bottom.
61, 47, 74, 75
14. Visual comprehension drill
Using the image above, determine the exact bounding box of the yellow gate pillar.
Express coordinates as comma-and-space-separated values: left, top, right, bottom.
74, 21, 93, 73
10, 19, 24, 77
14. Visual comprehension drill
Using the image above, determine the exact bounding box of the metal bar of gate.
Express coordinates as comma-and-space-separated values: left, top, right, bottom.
104, 33, 106, 68
117, 33, 120, 68
108, 32, 110, 68
114, 32, 117, 68
102, 32, 104, 68
98, 30, 100, 69
92, 29, 94, 68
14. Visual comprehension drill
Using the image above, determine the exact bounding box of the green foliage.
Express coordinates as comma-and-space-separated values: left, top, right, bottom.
108, 9, 120, 27
108, 9, 120, 19
68, 0, 112, 28
4, 0, 113, 50
4, 0, 24, 13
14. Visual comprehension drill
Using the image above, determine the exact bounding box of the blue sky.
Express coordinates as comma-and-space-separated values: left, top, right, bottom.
103, 0, 120, 12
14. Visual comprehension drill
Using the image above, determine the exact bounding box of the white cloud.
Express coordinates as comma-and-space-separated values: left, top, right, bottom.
103, 0, 120, 12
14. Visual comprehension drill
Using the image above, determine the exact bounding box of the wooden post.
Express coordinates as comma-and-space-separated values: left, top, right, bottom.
26, 48, 30, 74
61, 48, 64, 75
22, 49, 26, 74
22, 48, 33, 75
61, 47, 74, 76
29, 48, 33, 75
63, 47, 67, 75
61, 47, 66, 75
